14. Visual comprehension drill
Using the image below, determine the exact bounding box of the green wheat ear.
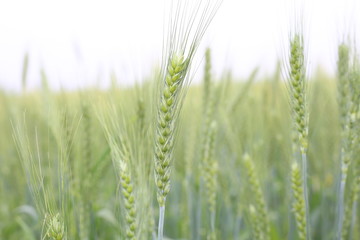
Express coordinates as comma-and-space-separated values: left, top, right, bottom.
249, 205, 263, 240
337, 43, 350, 132
98, 107, 140, 240
243, 153, 270, 240
120, 163, 137, 240
340, 55, 360, 240
12, 111, 71, 240
289, 34, 308, 153
46, 213, 65, 240
154, 1, 222, 239
154, 52, 190, 240
155, 52, 187, 206
287, 32, 310, 240
291, 162, 307, 240
336, 42, 357, 240
203, 121, 218, 240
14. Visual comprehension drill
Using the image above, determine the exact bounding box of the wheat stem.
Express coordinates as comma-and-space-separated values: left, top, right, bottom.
158, 205, 165, 240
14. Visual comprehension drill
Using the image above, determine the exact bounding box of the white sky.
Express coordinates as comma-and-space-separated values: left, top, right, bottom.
0, 0, 359, 91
